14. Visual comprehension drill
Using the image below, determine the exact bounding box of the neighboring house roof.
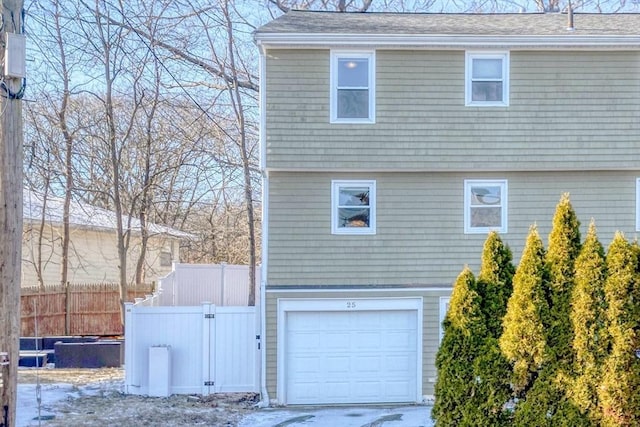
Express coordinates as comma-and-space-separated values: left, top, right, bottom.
255, 11, 640, 47
23, 189, 194, 239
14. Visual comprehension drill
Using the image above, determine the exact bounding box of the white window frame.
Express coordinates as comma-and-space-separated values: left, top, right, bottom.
330, 50, 375, 124
464, 179, 508, 234
439, 296, 451, 344
331, 180, 376, 235
636, 178, 640, 231
465, 51, 510, 107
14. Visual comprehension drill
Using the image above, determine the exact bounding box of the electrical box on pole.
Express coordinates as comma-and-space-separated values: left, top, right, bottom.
4, 33, 25, 79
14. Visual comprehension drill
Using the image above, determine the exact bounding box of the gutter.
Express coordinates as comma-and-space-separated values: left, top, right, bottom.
258, 48, 270, 408
255, 33, 640, 49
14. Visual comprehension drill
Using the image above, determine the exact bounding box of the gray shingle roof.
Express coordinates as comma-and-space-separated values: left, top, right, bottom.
256, 10, 640, 37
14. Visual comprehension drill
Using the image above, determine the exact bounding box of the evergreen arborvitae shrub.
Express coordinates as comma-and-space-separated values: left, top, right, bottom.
460, 231, 514, 426
546, 193, 581, 365
517, 193, 589, 425
500, 225, 548, 394
463, 337, 513, 426
513, 366, 592, 427
433, 267, 485, 426
598, 232, 640, 427
477, 231, 515, 338
570, 220, 607, 423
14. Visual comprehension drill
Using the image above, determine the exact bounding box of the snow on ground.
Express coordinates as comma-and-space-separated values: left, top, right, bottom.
17, 367, 433, 426
239, 405, 434, 427
18, 381, 124, 426
18, 367, 257, 426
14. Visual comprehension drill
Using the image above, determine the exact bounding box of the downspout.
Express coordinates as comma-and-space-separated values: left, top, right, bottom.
258, 43, 270, 407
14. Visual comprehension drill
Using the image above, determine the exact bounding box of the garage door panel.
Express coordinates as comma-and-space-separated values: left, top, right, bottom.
326, 356, 350, 373
285, 309, 418, 404
356, 382, 382, 398
326, 382, 350, 399
385, 354, 413, 368
354, 355, 381, 372
386, 329, 416, 345
325, 332, 351, 349
386, 380, 414, 397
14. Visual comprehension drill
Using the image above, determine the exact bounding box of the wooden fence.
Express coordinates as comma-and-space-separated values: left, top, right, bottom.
21, 283, 153, 336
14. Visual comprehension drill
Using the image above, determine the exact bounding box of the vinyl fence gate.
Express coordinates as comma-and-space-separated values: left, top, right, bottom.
124, 302, 259, 395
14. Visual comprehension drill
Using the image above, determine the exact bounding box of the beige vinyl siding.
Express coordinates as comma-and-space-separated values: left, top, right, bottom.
265, 49, 640, 171
21, 225, 177, 286
264, 289, 451, 401
267, 170, 638, 286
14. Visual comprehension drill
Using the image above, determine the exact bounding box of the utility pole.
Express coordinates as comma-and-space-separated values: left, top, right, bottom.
0, 1, 25, 426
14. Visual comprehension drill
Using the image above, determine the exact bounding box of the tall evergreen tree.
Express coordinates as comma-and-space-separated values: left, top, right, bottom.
546, 192, 582, 365
570, 220, 607, 423
500, 225, 548, 394
598, 232, 640, 427
515, 193, 588, 426
464, 231, 514, 426
477, 231, 515, 338
433, 267, 485, 426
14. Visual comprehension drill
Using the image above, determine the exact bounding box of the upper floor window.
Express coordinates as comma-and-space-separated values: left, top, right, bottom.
330, 51, 375, 124
465, 52, 510, 107
464, 179, 508, 234
331, 180, 376, 235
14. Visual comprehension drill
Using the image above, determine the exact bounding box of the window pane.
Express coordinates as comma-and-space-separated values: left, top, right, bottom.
472, 81, 503, 102
472, 58, 502, 79
337, 89, 369, 118
339, 187, 370, 206
338, 58, 369, 87
470, 207, 502, 228
470, 185, 501, 206
339, 207, 370, 228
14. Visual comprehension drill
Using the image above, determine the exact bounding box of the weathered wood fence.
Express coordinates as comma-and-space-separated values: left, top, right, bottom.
21, 283, 153, 336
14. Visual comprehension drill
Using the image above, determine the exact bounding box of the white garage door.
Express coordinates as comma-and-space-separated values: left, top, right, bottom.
285, 309, 418, 405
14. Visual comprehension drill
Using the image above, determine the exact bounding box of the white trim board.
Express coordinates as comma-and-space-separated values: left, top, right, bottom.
276, 297, 424, 405
267, 287, 453, 293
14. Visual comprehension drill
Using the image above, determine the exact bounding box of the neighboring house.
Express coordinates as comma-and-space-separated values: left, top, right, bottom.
255, 12, 640, 405
22, 189, 193, 287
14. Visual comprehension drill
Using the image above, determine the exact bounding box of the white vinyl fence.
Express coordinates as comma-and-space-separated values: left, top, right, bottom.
124, 302, 259, 396
157, 263, 260, 307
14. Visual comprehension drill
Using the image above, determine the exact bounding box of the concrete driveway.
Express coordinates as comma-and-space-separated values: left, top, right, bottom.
239, 405, 433, 427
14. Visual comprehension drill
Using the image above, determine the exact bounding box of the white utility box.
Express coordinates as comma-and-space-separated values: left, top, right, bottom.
148, 345, 171, 397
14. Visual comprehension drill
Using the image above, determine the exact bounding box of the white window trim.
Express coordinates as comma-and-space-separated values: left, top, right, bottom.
330, 50, 376, 124
465, 51, 510, 107
464, 179, 508, 234
331, 179, 376, 235
636, 178, 640, 231
439, 296, 451, 344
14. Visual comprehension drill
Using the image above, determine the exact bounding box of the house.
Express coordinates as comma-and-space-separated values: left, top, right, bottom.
21, 189, 193, 287
254, 11, 640, 405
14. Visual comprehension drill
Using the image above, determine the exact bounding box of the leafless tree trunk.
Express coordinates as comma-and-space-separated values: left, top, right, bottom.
84, 0, 140, 322
50, 0, 75, 311
220, 0, 257, 305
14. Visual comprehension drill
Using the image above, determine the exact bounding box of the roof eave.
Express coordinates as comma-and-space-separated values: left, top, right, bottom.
255, 33, 640, 49
23, 217, 196, 240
